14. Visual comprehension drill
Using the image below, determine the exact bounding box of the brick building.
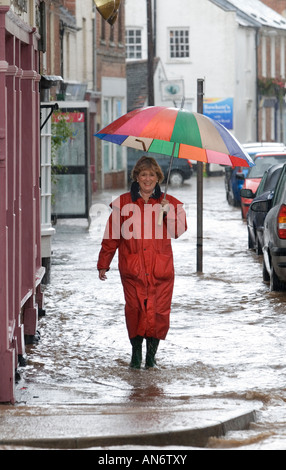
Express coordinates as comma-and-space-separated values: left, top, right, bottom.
255, 0, 286, 142
42, 0, 126, 194
95, 3, 127, 189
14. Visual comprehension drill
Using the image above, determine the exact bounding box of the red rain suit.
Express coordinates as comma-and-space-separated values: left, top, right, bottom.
97, 187, 187, 340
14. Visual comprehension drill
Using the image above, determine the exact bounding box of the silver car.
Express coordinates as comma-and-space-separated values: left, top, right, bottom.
251, 163, 286, 291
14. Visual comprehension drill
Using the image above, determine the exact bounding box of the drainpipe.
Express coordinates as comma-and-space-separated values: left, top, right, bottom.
153, 0, 157, 58
147, 0, 154, 106
92, 0, 97, 92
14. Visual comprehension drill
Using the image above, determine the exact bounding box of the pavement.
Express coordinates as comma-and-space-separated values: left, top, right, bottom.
0, 382, 261, 450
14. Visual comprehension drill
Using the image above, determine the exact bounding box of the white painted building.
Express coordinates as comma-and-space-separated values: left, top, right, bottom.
62, 0, 94, 89
125, 0, 286, 144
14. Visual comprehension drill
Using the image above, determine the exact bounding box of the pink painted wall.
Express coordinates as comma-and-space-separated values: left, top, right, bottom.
0, 6, 45, 404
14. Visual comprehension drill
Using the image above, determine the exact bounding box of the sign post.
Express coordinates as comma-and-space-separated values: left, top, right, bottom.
197, 79, 204, 273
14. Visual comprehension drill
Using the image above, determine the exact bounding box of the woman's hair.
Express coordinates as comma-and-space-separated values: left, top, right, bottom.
131, 156, 164, 183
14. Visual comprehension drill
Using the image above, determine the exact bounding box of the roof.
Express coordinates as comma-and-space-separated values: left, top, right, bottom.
126, 58, 160, 112
59, 6, 80, 31
126, 60, 148, 112
210, 0, 286, 30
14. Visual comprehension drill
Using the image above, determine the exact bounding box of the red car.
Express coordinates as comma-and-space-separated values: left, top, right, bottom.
241, 152, 286, 219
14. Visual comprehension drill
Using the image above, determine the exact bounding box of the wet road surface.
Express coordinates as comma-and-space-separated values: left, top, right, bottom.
17, 175, 286, 449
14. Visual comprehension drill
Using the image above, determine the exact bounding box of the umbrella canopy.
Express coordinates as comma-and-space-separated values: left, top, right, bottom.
95, 106, 254, 168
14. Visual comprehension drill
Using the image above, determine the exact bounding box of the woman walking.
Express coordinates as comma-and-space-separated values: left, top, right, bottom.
97, 156, 187, 369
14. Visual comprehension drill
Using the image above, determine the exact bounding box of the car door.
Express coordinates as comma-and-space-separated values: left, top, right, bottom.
263, 165, 286, 279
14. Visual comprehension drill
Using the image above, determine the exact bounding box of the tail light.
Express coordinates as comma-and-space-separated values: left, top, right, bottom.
278, 204, 286, 239
187, 160, 193, 169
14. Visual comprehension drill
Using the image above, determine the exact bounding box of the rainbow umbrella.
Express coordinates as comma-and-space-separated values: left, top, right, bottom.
95, 105, 254, 270
95, 106, 254, 175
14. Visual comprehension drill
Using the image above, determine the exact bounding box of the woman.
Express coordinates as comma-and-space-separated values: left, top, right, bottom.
97, 156, 187, 369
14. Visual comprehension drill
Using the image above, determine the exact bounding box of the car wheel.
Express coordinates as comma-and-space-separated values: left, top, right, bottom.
270, 265, 283, 291
227, 191, 236, 206
247, 228, 254, 249
262, 259, 270, 282
255, 238, 262, 255
170, 171, 183, 187
241, 205, 246, 220
226, 191, 232, 205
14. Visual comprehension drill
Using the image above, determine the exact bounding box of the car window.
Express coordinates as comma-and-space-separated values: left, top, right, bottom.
256, 171, 268, 196
272, 167, 286, 206
247, 155, 286, 178
264, 169, 283, 192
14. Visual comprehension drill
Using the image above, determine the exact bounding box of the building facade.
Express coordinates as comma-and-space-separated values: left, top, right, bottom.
95, 1, 127, 189
43, 0, 127, 192
0, 0, 126, 403
125, 0, 286, 144
0, 0, 45, 403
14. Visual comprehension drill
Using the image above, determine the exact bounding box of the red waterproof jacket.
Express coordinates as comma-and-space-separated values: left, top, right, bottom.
97, 185, 187, 340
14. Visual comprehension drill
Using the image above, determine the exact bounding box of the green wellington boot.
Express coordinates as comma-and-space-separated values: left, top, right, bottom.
145, 337, 160, 368
130, 336, 143, 369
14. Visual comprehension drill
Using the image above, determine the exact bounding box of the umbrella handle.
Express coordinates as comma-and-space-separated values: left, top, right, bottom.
158, 208, 164, 226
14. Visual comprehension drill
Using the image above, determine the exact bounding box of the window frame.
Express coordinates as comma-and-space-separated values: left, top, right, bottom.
103, 97, 123, 172
168, 27, 190, 61
125, 28, 143, 60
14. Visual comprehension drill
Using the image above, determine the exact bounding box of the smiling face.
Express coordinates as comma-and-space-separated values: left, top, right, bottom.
131, 156, 164, 200
137, 168, 158, 198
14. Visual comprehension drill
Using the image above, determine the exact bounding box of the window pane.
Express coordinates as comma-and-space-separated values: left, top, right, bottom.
103, 99, 110, 127
126, 28, 142, 59
169, 29, 190, 58
52, 174, 86, 215
56, 119, 85, 166
103, 142, 110, 172
116, 145, 123, 170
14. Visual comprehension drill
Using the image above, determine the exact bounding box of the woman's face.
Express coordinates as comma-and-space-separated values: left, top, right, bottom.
137, 168, 158, 195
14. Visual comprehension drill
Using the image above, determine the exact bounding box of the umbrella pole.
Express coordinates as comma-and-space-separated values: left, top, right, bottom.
158, 142, 176, 225
163, 142, 176, 199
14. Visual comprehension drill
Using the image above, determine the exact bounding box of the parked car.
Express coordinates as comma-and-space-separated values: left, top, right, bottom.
127, 149, 193, 186
224, 143, 285, 207
205, 163, 225, 177
240, 152, 286, 219
242, 163, 285, 254
250, 163, 286, 291
225, 165, 248, 206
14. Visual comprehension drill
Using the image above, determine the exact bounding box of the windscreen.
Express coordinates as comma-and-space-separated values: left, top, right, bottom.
247, 155, 286, 178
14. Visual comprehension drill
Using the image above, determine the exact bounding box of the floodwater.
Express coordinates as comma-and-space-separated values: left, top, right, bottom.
21, 175, 286, 450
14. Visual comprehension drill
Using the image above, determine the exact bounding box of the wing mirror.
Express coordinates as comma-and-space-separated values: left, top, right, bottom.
250, 200, 271, 213
241, 188, 255, 199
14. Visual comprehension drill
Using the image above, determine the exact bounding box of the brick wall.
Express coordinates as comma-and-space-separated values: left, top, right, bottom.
104, 170, 125, 189
63, 0, 76, 15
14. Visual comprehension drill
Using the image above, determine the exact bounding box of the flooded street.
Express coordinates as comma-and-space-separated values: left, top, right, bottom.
20, 175, 286, 450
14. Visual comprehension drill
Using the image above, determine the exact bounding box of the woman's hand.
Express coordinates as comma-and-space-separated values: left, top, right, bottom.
99, 269, 107, 281
161, 198, 170, 213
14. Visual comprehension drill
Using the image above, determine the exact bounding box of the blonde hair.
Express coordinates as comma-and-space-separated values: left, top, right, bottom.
131, 156, 164, 183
